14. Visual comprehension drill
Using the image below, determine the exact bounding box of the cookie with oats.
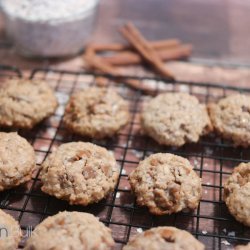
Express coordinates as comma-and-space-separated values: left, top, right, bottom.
141, 92, 212, 147
235, 243, 250, 250
0, 79, 58, 129
224, 162, 250, 227
123, 226, 204, 250
129, 153, 202, 215
208, 94, 250, 147
40, 142, 119, 205
63, 87, 130, 139
0, 132, 36, 191
0, 209, 21, 250
24, 211, 114, 250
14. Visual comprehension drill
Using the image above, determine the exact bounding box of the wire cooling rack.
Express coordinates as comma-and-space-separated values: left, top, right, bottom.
0, 64, 249, 249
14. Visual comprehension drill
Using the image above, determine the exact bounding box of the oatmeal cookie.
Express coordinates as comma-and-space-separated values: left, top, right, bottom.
0, 209, 21, 250
235, 243, 250, 250
63, 87, 130, 139
224, 162, 250, 227
24, 211, 114, 250
0, 132, 36, 191
40, 142, 119, 205
208, 94, 250, 147
0, 79, 58, 129
123, 226, 204, 250
141, 92, 212, 147
129, 153, 202, 215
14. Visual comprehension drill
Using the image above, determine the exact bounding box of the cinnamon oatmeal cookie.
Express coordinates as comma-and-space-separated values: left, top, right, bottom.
123, 226, 204, 250
224, 162, 250, 227
0, 132, 36, 191
235, 243, 250, 250
0, 209, 21, 250
208, 94, 250, 147
40, 142, 119, 205
63, 87, 130, 139
128, 153, 202, 215
0, 79, 58, 129
141, 92, 212, 147
24, 211, 114, 250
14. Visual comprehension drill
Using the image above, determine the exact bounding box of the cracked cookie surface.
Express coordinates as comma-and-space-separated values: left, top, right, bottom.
141, 92, 212, 147
208, 94, 250, 147
0, 132, 36, 191
224, 162, 250, 227
0, 79, 58, 129
63, 87, 130, 139
40, 142, 119, 205
129, 153, 202, 215
123, 226, 204, 250
24, 211, 114, 250
0, 209, 21, 250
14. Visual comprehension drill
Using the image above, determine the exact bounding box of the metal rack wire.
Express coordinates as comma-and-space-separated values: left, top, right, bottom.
0, 64, 249, 249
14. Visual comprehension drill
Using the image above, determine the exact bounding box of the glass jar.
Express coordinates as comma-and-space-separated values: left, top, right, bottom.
1, 0, 100, 58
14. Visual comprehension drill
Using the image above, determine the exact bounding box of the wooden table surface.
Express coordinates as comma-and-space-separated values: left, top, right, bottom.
0, 0, 250, 87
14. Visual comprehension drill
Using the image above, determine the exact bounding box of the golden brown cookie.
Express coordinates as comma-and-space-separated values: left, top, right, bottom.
24, 211, 114, 250
123, 226, 204, 250
0, 132, 36, 191
141, 92, 212, 147
208, 94, 250, 147
0, 209, 21, 250
0, 79, 58, 129
129, 153, 202, 215
224, 162, 250, 227
235, 243, 250, 250
63, 87, 130, 139
40, 142, 119, 205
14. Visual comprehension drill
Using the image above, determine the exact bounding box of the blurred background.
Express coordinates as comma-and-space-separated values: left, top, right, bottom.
0, 0, 250, 65
0, 0, 250, 90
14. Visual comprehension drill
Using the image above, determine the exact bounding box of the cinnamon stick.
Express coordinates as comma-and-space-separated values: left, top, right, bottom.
91, 39, 180, 52
102, 44, 192, 66
120, 22, 175, 80
84, 51, 156, 94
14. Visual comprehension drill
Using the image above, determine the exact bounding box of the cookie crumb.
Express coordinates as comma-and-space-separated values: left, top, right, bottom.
228, 231, 235, 237
221, 240, 230, 246
122, 169, 127, 175
132, 150, 144, 159
204, 148, 213, 155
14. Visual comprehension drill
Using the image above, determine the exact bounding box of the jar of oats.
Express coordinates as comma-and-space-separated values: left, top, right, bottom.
1, 0, 99, 57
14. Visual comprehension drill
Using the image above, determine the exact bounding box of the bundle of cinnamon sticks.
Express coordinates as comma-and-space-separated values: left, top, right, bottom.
84, 22, 192, 93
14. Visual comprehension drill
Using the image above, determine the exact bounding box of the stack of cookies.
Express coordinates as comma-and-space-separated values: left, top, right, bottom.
0, 78, 249, 249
